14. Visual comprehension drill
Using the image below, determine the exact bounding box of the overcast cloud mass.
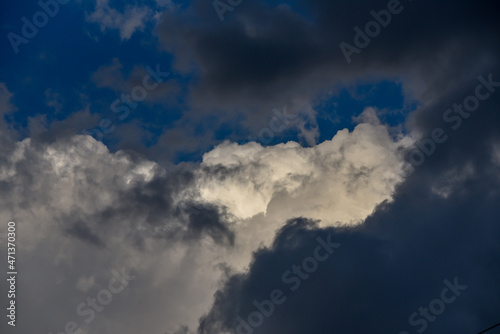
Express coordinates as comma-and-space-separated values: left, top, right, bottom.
1, 0, 499, 333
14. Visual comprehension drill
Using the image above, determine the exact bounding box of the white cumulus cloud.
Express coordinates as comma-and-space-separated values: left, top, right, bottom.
0, 108, 411, 333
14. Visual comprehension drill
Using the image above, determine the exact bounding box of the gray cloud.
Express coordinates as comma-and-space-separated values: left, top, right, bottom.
157, 0, 499, 115
198, 161, 500, 333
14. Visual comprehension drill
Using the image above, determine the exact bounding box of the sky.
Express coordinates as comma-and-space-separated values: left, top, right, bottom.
0, 0, 499, 333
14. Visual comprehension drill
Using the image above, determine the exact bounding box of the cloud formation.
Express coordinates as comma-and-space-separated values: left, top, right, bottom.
2, 0, 500, 333
196, 109, 409, 224
157, 0, 499, 113
0, 101, 410, 333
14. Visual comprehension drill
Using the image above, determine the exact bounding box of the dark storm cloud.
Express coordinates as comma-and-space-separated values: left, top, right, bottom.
195, 68, 500, 332
158, 0, 499, 111
197, 166, 500, 334
188, 0, 500, 327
